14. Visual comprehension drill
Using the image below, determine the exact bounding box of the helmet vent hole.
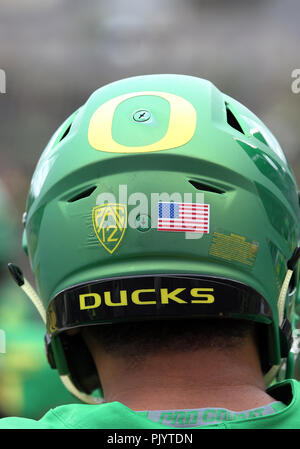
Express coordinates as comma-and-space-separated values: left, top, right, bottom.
59, 123, 72, 142
68, 186, 97, 203
189, 180, 225, 194
225, 103, 244, 134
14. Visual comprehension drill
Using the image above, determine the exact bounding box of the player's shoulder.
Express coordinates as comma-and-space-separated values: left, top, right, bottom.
0, 404, 91, 429
0, 401, 145, 429
264, 378, 300, 428
0, 409, 63, 429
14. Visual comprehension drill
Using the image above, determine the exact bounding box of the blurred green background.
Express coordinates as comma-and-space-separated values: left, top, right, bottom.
0, 0, 299, 418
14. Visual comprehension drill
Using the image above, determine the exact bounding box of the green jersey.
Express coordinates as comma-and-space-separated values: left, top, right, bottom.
0, 379, 299, 429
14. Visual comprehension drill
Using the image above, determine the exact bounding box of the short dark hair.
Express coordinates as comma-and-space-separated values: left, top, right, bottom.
84, 318, 256, 359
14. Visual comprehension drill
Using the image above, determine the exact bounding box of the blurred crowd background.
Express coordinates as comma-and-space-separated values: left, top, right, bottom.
1, 0, 300, 275
0, 0, 299, 418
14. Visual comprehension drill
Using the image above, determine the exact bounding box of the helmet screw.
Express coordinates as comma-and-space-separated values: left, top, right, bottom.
136, 214, 151, 232
133, 110, 151, 122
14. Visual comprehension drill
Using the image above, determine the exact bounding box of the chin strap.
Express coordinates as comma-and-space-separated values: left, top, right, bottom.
8, 264, 46, 324
7, 263, 103, 405
264, 247, 300, 386
263, 269, 294, 387
277, 269, 294, 325
59, 376, 103, 405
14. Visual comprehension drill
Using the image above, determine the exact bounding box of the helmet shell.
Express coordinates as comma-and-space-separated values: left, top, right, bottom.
23, 75, 300, 392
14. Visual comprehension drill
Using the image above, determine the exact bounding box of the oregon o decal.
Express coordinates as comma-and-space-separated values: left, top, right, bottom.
88, 91, 197, 153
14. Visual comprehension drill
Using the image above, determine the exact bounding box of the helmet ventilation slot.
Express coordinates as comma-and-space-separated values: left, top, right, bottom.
68, 186, 97, 203
189, 180, 225, 194
225, 103, 245, 134
59, 123, 72, 142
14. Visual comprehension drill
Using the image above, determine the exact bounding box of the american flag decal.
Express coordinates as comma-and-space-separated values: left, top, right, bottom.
157, 202, 210, 233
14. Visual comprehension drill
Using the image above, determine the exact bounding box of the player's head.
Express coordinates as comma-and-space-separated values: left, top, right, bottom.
21, 74, 300, 400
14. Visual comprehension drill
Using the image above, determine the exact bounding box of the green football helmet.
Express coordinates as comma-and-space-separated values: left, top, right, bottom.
19, 74, 300, 401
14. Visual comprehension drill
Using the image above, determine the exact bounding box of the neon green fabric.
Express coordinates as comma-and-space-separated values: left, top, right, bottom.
0, 379, 299, 429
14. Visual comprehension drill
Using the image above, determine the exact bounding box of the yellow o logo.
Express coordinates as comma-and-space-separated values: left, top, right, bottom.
88, 91, 197, 153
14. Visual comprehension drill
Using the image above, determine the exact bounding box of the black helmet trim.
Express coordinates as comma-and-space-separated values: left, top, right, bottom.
46, 274, 273, 336
46, 274, 294, 394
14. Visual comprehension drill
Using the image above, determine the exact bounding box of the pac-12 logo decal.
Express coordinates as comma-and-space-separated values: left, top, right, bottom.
92, 203, 127, 254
